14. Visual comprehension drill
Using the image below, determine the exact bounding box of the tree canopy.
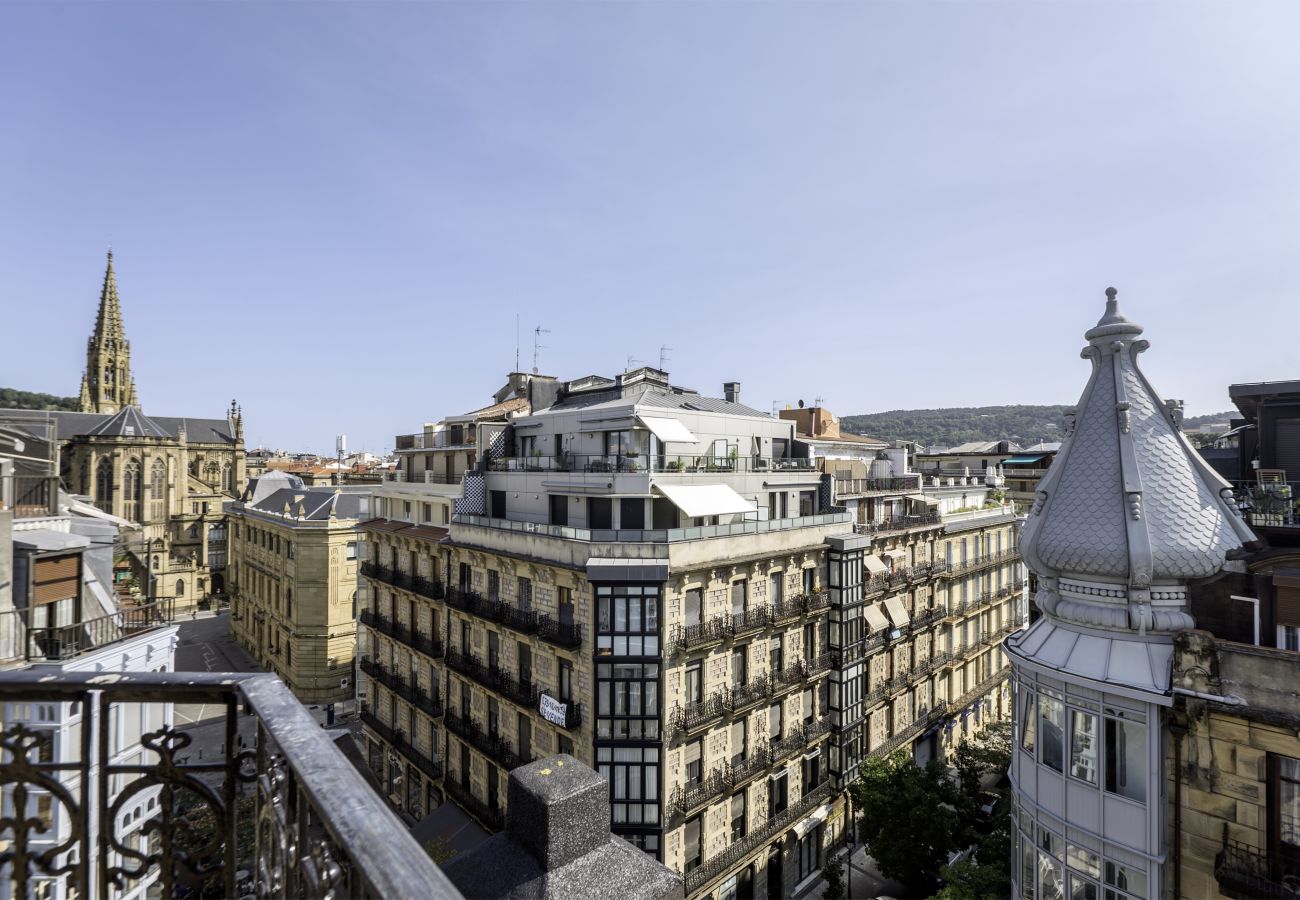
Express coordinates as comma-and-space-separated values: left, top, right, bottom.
0, 387, 79, 411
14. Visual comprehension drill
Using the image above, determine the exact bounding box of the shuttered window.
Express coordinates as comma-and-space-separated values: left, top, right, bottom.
33, 555, 79, 606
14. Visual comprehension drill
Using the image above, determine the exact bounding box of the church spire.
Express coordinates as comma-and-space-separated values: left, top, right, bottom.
79, 250, 139, 414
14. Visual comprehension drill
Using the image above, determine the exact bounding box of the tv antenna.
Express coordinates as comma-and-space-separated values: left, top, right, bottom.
515, 314, 520, 372
659, 345, 672, 371
814, 395, 824, 408
533, 325, 550, 373
626, 355, 643, 371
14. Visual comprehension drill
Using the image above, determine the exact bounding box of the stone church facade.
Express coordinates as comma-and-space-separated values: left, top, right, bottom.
2, 253, 246, 612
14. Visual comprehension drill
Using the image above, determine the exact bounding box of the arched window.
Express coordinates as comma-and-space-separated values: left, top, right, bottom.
220, 462, 233, 494
95, 458, 114, 513
150, 459, 166, 520
176, 578, 185, 597
123, 458, 142, 522
204, 462, 220, 485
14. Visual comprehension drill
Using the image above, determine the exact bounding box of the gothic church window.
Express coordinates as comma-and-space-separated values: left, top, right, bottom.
123, 458, 142, 522
95, 458, 114, 512
150, 460, 166, 519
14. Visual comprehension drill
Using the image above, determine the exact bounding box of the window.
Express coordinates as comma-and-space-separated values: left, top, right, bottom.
1103, 861, 1146, 899
803, 567, 815, 595
685, 589, 702, 627
731, 719, 747, 767
558, 587, 574, 628
1280, 625, 1300, 652
598, 745, 660, 827
730, 791, 747, 841
686, 661, 703, 704
588, 497, 613, 530
487, 570, 500, 602
768, 770, 788, 816
287, 541, 294, 560
1020, 689, 1036, 754
620, 497, 645, 530
731, 580, 748, 621
685, 739, 703, 784
732, 648, 747, 686
769, 702, 783, 743
559, 660, 573, 702
1039, 694, 1064, 773
346, 542, 357, 560
595, 584, 660, 657
770, 571, 784, 607
799, 490, 816, 517
422, 503, 432, 523
683, 816, 702, 873
285, 589, 293, 620
549, 494, 569, 526
596, 661, 659, 740
803, 687, 815, 725
1277, 755, 1300, 848
1104, 716, 1146, 802
770, 635, 784, 676
1069, 711, 1098, 784
517, 577, 532, 611
801, 749, 821, 790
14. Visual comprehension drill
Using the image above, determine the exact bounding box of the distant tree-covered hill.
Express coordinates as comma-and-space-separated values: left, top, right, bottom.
0, 388, 80, 411
842, 404, 1235, 449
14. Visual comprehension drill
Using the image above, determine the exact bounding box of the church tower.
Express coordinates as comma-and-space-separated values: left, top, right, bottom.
78, 251, 140, 414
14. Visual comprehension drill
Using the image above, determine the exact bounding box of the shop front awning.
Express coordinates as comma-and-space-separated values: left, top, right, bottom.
864, 603, 891, 634
884, 595, 910, 628
863, 555, 888, 576
655, 483, 755, 518
638, 416, 697, 444
1003, 455, 1047, 465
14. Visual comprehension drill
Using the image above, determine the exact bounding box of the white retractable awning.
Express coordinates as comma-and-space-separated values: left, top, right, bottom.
638, 415, 697, 444
906, 493, 940, 506
884, 595, 910, 628
863, 555, 887, 576
864, 603, 890, 634
793, 803, 833, 837
656, 483, 756, 519
882, 548, 907, 561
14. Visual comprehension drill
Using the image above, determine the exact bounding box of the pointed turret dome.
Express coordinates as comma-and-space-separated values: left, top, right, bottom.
1019, 288, 1255, 635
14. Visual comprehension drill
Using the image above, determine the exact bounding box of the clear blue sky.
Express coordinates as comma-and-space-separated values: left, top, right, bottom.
3, 2, 1298, 454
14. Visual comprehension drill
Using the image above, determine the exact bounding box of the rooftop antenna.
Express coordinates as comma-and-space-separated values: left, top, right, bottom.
659, 345, 672, 371
771, 401, 780, 419
626, 355, 644, 371
515, 314, 520, 372
814, 395, 824, 409
533, 325, 550, 374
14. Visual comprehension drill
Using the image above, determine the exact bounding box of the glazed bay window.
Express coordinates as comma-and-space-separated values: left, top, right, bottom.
1039, 693, 1064, 772
596, 662, 660, 739
1102, 861, 1146, 899
1069, 710, 1098, 784
1103, 715, 1146, 802
597, 746, 660, 826
596, 585, 661, 656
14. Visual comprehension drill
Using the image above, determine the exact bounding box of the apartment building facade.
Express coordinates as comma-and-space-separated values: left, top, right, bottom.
227, 472, 369, 706
359, 368, 1025, 900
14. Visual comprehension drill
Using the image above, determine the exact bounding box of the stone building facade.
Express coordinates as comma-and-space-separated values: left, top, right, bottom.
227, 473, 368, 706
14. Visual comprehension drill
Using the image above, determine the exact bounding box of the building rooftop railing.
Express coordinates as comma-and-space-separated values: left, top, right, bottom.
0, 473, 60, 519
454, 510, 851, 545
853, 513, 942, 536
1234, 480, 1300, 529
485, 453, 816, 476
0, 669, 459, 899
394, 431, 479, 452
387, 470, 466, 485
831, 475, 922, 497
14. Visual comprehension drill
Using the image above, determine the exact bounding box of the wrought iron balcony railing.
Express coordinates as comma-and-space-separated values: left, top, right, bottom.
852, 513, 942, 537
684, 782, 834, 894
0, 670, 457, 899
1215, 825, 1300, 898
942, 549, 1022, 578
359, 707, 444, 781
444, 711, 533, 773
360, 562, 447, 602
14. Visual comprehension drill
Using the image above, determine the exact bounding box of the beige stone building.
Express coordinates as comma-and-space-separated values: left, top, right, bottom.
0, 254, 246, 613
359, 368, 1025, 900
226, 472, 368, 706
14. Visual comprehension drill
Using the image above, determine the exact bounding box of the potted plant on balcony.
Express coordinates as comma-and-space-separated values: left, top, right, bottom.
666, 458, 683, 472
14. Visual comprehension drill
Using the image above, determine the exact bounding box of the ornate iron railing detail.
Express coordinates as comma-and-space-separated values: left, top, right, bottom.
0, 670, 457, 899
672, 617, 729, 652
941, 549, 1022, 578
1214, 825, 1300, 898
684, 782, 835, 894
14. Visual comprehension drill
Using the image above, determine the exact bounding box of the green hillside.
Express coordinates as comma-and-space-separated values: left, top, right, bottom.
841, 405, 1235, 449
0, 388, 80, 412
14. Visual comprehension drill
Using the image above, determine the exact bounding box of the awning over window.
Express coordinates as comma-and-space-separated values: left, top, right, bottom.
655, 483, 755, 518
906, 493, 940, 506
863, 555, 887, 576
884, 595, 910, 628
638, 416, 698, 444
864, 603, 890, 633
1003, 455, 1048, 465
882, 548, 907, 561
794, 803, 833, 837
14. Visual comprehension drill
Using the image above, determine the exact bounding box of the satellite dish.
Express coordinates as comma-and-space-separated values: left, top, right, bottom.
798, 399, 805, 408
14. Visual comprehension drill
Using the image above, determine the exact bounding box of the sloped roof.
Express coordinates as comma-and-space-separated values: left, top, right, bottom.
85, 406, 168, 438
0, 408, 237, 445
247, 486, 371, 520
